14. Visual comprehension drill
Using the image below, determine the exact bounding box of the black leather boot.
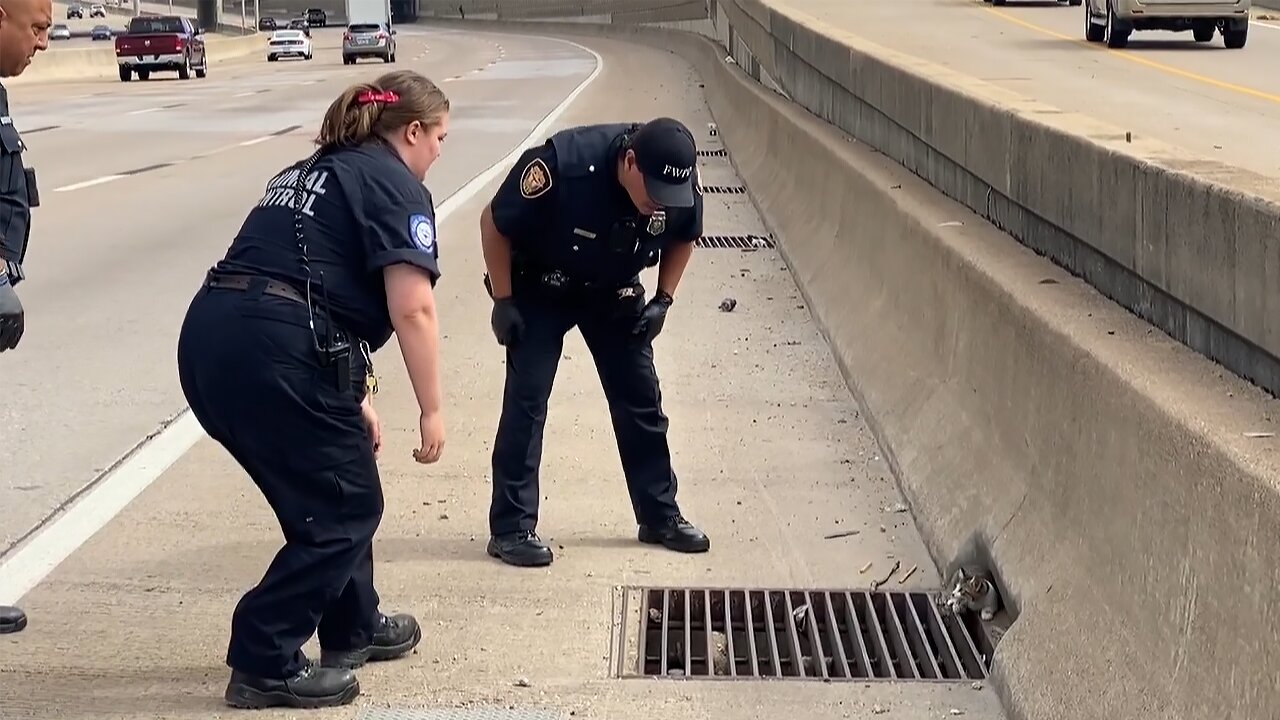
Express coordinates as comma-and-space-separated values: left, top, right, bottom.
0, 606, 26, 634
223, 661, 359, 709
638, 515, 710, 553
320, 612, 422, 669
486, 530, 554, 567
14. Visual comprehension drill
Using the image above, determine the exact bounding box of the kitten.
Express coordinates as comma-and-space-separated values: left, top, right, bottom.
944, 565, 1000, 621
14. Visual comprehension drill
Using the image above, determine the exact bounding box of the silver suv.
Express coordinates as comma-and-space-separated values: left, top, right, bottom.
342, 22, 397, 64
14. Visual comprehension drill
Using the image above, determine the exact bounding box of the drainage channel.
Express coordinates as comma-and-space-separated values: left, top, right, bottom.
612, 586, 994, 682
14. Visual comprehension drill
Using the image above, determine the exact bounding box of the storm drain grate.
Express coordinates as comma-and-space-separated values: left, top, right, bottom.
695, 234, 775, 250
700, 184, 747, 194
698, 148, 729, 157
613, 586, 993, 682
354, 707, 565, 720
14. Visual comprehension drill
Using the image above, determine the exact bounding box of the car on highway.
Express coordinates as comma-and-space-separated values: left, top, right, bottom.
1084, 0, 1250, 48
342, 22, 397, 64
286, 17, 312, 36
66, 3, 83, 18
90, 23, 112, 40
50, 23, 72, 40
258, 16, 278, 30
266, 29, 313, 62
89, 2, 106, 17
305, 7, 327, 27
114, 15, 208, 81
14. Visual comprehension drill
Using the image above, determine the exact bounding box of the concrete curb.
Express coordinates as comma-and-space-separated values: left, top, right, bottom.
10, 31, 264, 84
410, 13, 1280, 720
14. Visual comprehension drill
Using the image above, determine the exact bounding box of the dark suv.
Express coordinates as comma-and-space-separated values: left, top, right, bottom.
305, 7, 327, 27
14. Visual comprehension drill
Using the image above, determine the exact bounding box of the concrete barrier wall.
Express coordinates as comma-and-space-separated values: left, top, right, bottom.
404, 8, 1280, 720
100, 1, 261, 33
418, 0, 707, 21
11, 29, 263, 84
719, 0, 1280, 402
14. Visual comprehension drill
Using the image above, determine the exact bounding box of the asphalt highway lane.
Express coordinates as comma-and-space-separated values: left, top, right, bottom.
0, 25, 593, 557
773, 0, 1280, 180
0, 24, 1011, 720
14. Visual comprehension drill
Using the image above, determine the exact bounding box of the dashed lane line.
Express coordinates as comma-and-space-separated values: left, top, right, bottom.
0, 36, 606, 606
53, 125, 305, 192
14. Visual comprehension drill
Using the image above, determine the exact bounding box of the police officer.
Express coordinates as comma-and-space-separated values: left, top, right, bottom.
175, 70, 449, 709
0, 0, 52, 635
478, 117, 711, 568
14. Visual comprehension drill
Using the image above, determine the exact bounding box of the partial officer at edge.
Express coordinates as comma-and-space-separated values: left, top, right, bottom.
478, 117, 711, 568
175, 70, 449, 709
0, 0, 52, 635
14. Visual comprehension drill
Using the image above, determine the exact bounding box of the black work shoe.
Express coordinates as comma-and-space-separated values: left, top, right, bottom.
0, 606, 27, 634
320, 612, 422, 669
223, 661, 359, 709
638, 515, 710, 553
486, 530, 554, 567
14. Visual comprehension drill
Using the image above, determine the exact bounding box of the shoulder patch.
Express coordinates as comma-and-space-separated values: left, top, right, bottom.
519, 157, 553, 199
409, 213, 436, 253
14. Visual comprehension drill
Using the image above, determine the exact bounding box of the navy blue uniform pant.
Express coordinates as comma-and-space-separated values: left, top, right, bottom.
175, 283, 383, 679
489, 287, 682, 535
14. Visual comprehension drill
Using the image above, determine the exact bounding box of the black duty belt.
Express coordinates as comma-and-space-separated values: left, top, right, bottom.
206, 273, 306, 305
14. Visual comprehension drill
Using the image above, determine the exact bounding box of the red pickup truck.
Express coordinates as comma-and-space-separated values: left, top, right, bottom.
114, 15, 208, 82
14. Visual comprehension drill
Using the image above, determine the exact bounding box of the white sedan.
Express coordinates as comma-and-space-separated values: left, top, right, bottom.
266, 29, 313, 61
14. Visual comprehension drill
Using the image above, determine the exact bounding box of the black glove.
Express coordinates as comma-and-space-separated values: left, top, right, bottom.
0, 272, 24, 352
631, 291, 673, 344
491, 297, 524, 346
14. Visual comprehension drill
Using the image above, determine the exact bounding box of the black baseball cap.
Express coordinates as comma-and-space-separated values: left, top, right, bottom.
630, 117, 697, 208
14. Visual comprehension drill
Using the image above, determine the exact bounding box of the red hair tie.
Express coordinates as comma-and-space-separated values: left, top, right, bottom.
357, 90, 399, 105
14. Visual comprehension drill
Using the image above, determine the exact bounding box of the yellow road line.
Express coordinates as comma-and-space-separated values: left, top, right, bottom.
983, 6, 1280, 104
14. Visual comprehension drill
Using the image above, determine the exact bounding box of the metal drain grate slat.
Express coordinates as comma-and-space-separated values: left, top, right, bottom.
614, 586, 992, 682
694, 234, 775, 250
697, 148, 729, 157
701, 184, 746, 194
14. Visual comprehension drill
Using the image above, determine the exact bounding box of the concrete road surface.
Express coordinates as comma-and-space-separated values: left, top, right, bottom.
0, 26, 530, 552
0, 23, 1007, 720
777, 0, 1280, 181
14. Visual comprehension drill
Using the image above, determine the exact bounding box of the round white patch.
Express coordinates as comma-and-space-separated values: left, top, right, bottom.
409, 213, 436, 253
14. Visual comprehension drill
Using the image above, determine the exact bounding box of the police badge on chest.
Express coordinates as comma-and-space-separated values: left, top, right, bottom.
646, 210, 666, 236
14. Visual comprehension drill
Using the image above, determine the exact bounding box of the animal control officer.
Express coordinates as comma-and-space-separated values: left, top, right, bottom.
176, 70, 449, 710
478, 117, 712, 568
0, 0, 52, 636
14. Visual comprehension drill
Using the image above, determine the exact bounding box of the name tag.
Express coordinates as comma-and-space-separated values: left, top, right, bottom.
0, 116, 11, 126
572, 228, 597, 239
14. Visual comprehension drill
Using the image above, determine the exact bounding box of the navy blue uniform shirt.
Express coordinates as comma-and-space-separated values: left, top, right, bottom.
490, 123, 702, 288
212, 139, 441, 351
0, 81, 37, 282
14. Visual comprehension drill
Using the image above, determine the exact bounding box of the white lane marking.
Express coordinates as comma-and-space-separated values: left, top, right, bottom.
1254, 20, 1280, 31
128, 107, 161, 115
238, 135, 276, 147
0, 412, 205, 605
54, 174, 125, 192
233, 90, 257, 97
0, 36, 605, 604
